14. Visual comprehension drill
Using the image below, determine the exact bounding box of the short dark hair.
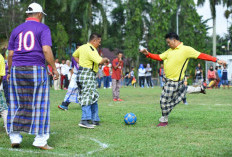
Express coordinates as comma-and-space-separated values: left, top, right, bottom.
89, 33, 101, 41
118, 51, 123, 55
165, 32, 179, 40
76, 43, 82, 47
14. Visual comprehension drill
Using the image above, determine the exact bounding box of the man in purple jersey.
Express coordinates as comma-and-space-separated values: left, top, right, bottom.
7, 3, 58, 150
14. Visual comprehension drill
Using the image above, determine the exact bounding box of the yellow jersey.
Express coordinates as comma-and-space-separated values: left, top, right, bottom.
159, 43, 200, 81
72, 43, 102, 73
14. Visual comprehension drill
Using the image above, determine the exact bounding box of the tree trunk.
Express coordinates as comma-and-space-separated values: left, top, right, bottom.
212, 17, 216, 68
212, 17, 216, 57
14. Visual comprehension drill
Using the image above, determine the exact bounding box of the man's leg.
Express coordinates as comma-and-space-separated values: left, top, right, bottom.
1, 110, 8, 133
91, 102, 100, 125
33, 134, 49, 147
79, 105, 94, 129
3, 80, 9, 104
116, 80, 121, 100
58, 101, 70, 110
112, 79, 117, 100
9, 132, 23, 147
186, 85, 205, 94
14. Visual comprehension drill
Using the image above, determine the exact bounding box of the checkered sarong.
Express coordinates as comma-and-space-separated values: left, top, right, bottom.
76, 67, 99, 106
7, 66, 50, 135
160, 77, 186, 116
0, 91, 7, 112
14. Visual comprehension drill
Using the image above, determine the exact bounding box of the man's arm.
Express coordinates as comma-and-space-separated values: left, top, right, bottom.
140, 49, 163, 61
197, 53, 226, 65
42, 46, 59, 80
7, 50, 14, 81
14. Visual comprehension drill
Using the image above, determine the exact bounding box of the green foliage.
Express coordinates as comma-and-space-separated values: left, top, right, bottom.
53, 22, 69, 59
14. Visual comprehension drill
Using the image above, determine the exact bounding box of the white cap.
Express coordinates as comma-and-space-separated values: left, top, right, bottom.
25, 3, 47, 15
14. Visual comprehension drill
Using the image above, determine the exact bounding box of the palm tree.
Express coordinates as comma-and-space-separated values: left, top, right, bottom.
56, 0, 108, 43
197, 0, 222, 58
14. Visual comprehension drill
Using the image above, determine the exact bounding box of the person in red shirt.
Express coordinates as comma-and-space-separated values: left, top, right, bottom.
112, 52, 123, 101
47, 65, 53, 87
103, 62, 110, 89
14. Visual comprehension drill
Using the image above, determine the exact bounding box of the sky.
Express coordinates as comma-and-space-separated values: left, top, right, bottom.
195, 0, 231, 37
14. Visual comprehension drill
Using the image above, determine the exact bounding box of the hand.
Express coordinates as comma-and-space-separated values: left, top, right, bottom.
53, 70, 59, 80
217, 60, 226, 65
7, 74, 10, 82
140, 49, 149, 55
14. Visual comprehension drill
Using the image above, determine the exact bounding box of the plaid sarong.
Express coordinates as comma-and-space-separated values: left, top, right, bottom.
7, 66, 50, 135
0, 91, 7, 112
160, 77, 186, 116
63, 73, 78, 103
76, 67, 99, 106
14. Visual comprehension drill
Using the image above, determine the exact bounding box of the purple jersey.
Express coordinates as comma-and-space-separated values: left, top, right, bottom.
71, 57, 79, 73
8, 17, 52, 67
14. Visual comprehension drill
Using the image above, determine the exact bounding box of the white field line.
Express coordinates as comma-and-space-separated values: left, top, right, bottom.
0, 136, 109, 157
0, 147, 69, 156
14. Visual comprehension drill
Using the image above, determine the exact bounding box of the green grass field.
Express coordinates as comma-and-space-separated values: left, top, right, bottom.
0, 87, 232, 157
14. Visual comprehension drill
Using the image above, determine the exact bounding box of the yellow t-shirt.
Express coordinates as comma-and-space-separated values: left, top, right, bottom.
0, 54, 5, 77
72, 43, 102, 73
159, 43, 200, 81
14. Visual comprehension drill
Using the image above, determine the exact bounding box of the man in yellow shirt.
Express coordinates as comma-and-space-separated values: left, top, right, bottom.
0, 54, 8, 133
140, 32, 226, 127
73, 33, 109, 129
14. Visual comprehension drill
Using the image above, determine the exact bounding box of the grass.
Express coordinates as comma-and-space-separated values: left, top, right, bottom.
0, 86, 232, 157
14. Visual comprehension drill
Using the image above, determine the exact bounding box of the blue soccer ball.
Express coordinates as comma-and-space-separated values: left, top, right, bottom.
124, 113, 137, 125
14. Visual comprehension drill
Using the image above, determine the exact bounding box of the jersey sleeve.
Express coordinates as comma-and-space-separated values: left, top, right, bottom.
89, 50, 102, 64
41, 27, 52, 47
72, 48, 80, 58
187, 47, 200, 59
159, 50, 169, 60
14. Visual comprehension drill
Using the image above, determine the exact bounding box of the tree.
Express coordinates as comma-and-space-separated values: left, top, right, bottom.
53, 22, 69, 59
197, 0, 222, 58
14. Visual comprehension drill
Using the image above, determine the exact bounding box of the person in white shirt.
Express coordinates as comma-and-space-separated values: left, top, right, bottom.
138, 64, 146, 88
54, 58, 61, 90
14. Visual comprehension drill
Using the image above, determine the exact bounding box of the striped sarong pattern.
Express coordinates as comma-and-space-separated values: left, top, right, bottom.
76, 67, 99, 106
7, 66, 50, 135
160, 77, 186, 116
63, 73, 79, 103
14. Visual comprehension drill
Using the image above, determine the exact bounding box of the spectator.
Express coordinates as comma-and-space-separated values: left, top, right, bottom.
217, 66, 222, 88
47, 65, 53, 87
145, 63, 153, 88
54, 58, 61, 90
112, 52, 124, 101
127, 67, 135, 86
96, 64, 103, 88
195, 63, 203, 84
138, 64, 146, 88
214, 67, 220, 88
207, 65, 216, 88
158, 64, 164, 87
108, 63, 112, 88
103, 62, 110, 89
63, 60, 71, 89
60, 59, 66, 89
222, 64, 229, 89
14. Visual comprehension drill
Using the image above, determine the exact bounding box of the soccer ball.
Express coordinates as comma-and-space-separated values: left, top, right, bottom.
124, 113, 137, 125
